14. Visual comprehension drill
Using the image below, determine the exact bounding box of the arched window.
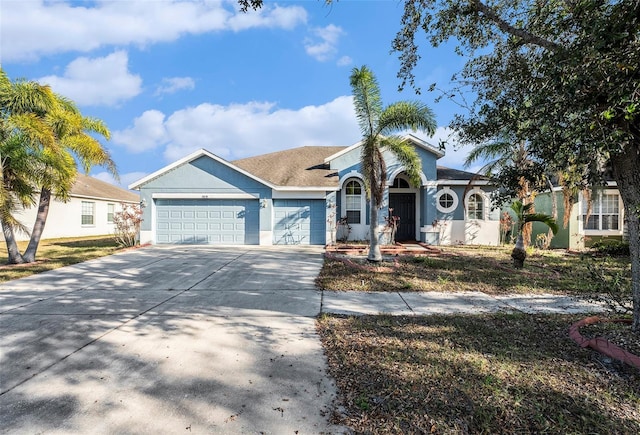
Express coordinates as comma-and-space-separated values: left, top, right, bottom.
345, 179, 362, 224
391, 177, 410, 188
467, 193, 484, 220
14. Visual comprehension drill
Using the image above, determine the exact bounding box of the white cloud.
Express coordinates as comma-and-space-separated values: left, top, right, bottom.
112, 110, 168, 153
2, 1, 308, 62
337, 55, 353, 67
111, 96, 358, 163
155, 77, 196, 96
38, 51, 142, 107
93, 171, 147, 191
304, 24, 344, 62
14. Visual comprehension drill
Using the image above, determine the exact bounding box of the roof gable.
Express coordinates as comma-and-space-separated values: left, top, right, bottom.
323, 134, 445, 163
129, 149, 276, 190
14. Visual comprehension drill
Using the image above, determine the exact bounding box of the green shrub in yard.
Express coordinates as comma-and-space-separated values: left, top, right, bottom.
591, 240, 630, 257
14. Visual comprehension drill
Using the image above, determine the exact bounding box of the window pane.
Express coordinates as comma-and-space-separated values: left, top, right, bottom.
583, 215, 599, 230
468, 194, 483, 219
346, 196, 360, 210
346, 210, 360, 224
439, 193, 453, 209
82, 201, 94, 225
602, 214, 619, 230
107, 203, 114, 223
346, 180, 361, 195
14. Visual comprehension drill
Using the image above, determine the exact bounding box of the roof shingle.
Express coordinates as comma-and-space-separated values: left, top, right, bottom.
233, 146, 346, 188
71, 173, 139, 202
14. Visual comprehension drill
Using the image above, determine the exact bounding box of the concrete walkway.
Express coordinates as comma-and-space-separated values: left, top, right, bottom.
0, 246, 603, 434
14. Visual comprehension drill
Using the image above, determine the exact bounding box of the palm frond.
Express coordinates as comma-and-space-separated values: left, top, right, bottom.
350, 66, 381, 137
378, 101, 436, 136
381, 136, 422, 187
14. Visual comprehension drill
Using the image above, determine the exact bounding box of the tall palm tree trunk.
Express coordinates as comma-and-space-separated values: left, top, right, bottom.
22, 187, 51, 263
368, 181, 382, 262
1, 219, 24, 264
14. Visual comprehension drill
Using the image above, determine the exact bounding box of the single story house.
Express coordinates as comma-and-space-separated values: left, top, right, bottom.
129, 135, 501, 246
3, 174, 140, 242
529, 183, 627, 250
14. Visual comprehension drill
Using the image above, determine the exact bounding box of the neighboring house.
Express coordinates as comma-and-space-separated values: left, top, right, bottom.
529, 183, 627, 250
129, 135, 501, 246
3, 174, 140, 242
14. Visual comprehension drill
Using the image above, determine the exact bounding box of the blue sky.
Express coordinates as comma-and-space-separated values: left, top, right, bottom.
1, 0, 478, 189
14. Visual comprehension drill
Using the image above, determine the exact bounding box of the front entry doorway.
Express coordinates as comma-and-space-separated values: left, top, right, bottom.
389, 193, 416, 241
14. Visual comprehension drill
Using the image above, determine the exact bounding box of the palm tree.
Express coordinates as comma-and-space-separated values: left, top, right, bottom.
21, 95, 116, 263
1, 69, 58, 263
349, 66, 436, 262
1, 69, 116, 264
510, 200, 558, 268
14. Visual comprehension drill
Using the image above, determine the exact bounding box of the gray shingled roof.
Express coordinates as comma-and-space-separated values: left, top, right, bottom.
71, 173, 139, 202
437, 166, 489, 181
233, 146, 346, 188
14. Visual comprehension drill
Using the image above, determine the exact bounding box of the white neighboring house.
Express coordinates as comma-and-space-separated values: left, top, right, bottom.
3, 174, 140, 242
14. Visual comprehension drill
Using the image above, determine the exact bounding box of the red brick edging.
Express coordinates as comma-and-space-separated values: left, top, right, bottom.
569, 316, 640, 369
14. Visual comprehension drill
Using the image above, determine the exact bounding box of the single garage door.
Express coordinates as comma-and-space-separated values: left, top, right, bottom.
273, 199, 326, 245
156, 198, 259, 244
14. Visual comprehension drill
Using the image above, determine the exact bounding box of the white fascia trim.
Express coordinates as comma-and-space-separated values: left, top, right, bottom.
403, 134, 445, 158
437, 180, 492, 186
128, 148, 276, 190
152, 193, 259, 199
72, 194, 139, 203
272, 190, 327, 199
273, 186, 338, 192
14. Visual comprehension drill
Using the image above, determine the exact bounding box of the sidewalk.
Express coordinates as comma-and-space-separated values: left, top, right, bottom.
321, 290, 604, 316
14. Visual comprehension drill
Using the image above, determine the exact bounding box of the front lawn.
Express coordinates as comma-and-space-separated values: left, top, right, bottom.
317, 245, 631, 296
0, 235, 123, 283
318, 313, 640, 434
317, 245, 638, 433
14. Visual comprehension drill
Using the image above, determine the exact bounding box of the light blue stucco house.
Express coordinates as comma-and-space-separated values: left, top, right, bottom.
129, 135, 500, 246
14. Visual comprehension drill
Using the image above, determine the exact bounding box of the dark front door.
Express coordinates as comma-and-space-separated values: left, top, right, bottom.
389, 193, 416, 241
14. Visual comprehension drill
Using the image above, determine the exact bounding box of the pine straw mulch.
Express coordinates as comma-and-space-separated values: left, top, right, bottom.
317, 313, 640, 435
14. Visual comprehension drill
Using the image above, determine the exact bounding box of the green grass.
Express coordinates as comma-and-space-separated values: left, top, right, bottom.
0, 235, 123, 283
318, 245, 631, 296
317, 313, 640, 434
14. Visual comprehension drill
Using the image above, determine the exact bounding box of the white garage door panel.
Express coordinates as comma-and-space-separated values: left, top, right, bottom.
156, 198, 259, 245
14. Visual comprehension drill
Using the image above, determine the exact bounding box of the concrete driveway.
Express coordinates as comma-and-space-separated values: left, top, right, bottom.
0, 246, 345, 434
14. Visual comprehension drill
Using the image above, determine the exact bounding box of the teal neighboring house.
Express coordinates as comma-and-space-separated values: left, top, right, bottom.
528, 183, 627, 250
129, 135, 501, 246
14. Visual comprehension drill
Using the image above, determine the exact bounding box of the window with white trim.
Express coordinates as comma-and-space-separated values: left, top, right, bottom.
583, 192, 621, 231
467, 193, 484, 220
107, 203, 115, 224
345, 179, 363, 224
81, 201, 95, 225
435, 188, 458, 213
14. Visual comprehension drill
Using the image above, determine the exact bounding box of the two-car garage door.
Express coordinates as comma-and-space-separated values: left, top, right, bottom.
156, 199, 260, 244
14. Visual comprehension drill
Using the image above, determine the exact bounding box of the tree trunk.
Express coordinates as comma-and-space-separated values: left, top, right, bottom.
547, 179, 558, 247
511, 233, 526, 269
22, 187, 51, 263
609, 143, 640, 333
1, 218, 25, 264
368, 173, 382, 262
